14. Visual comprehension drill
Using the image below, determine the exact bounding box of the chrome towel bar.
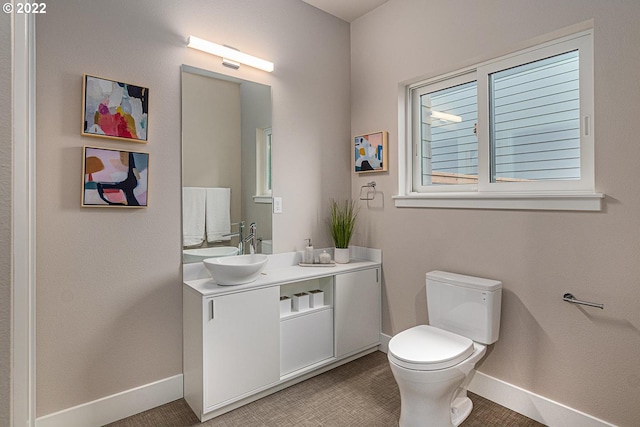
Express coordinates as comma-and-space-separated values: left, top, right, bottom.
563, 293, 604, 309
360, 181, 383, 208
359, 181, 377, 201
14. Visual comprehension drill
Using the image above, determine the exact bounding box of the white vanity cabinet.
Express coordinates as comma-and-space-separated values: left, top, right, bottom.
183, 252, 381, 422
203, 287, 280, 409
334, 267, 381, 358
183, 286, 280, 417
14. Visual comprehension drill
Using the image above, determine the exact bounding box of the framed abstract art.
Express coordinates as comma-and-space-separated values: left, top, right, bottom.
354, 131, 388, 173
82, 146, 149, 208
82, 74, 149, 143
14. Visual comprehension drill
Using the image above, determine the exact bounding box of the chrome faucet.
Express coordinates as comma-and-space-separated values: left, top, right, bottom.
243, 222, 257, 254
223, 221, 245, 254
222, 221, 257, 254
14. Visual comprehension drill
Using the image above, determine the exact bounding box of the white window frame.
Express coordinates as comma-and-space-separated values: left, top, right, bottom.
412, 71, 478, 193
395, 28, 603, 211
254, 127, 272, 204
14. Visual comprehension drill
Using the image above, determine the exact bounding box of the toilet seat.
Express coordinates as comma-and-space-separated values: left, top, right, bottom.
388, 325, 474, 371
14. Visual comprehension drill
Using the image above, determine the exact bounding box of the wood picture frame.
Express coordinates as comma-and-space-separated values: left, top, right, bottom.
354, 131, 388, 173
82, 74, 149, 143
82, 146, 149, 208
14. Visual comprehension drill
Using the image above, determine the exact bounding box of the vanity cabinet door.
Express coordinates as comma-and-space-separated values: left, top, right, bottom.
203, 287, 280, 410
334, 268, 381, 358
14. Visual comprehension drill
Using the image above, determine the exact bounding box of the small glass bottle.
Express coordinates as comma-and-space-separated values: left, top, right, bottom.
319, 250, 331, 264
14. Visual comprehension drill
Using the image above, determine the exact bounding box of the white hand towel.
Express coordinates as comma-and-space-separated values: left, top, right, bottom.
206, 188, 231, 242
182, 187, 206, 247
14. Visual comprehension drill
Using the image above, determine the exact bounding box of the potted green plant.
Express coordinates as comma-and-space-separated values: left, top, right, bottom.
328, 199, 359, 263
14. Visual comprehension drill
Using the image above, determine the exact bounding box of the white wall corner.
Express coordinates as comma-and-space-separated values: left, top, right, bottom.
35, 375, 183, 427
379, 332, 391, 353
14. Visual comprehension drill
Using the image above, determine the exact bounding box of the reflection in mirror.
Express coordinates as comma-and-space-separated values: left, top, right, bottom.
181, 65, 272, 263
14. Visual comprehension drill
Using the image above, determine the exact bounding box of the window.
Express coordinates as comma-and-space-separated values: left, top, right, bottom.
413, 75, 478, 191
489, 51, 580, 184
397, 29, 602, 210
254, 127, 272, 203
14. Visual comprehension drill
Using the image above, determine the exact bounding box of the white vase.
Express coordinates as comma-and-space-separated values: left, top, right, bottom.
334, 247, 350, 264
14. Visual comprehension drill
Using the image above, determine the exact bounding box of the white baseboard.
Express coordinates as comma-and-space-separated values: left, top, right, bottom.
379, 333, 615, 427
35, 374, 183, 427
34, 336, 618, 427
467, 371, 616, 427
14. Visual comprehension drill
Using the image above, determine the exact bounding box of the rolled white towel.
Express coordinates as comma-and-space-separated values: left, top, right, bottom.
182, 187, 206, 247
205, 187, 231, 242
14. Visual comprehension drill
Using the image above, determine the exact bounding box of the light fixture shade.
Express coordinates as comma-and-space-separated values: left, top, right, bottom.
187, 36, 274, 72
222, 58, 240, 70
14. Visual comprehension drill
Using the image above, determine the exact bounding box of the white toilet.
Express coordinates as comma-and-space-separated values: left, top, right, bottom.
388, 271, 502, 427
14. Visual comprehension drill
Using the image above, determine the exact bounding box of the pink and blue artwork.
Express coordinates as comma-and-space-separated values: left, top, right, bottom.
82, 75, 149, 142
354, 131, 388, 173
82, 146, 149, 208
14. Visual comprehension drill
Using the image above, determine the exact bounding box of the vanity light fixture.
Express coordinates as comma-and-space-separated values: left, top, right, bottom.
187, 36, 274, 72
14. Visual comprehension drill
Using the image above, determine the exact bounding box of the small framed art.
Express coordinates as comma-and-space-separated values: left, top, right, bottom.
82, 74, 149, 143
354, 131, 388, 173
82, 146, 149, 208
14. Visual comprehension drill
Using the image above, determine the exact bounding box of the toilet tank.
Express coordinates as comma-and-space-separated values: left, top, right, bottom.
426, 271, 502, 345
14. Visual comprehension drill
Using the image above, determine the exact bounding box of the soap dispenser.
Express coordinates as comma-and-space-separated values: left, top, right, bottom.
304, 238, 314, 264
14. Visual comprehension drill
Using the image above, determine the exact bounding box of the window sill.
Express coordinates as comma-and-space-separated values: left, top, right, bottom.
253, 195, 273, 204
393, 192, 604, 211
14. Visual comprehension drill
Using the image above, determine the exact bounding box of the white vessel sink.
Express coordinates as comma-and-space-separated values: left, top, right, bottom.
203, 254, 269, 285
183, 246, 239, 263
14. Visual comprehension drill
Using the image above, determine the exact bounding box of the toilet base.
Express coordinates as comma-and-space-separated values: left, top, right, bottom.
389, 343, 487, 427
451, 396, 473, 426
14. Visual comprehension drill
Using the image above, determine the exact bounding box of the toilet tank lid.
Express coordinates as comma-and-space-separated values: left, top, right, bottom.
427, 271, 502, 291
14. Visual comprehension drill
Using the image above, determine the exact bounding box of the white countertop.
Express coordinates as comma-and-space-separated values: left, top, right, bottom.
183, 247, 381, 297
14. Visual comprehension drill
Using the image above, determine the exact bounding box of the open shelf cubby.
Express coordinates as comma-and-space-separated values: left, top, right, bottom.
279, 276, 333, 320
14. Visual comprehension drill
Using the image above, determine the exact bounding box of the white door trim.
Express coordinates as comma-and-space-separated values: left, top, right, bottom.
12, 10, 37, 427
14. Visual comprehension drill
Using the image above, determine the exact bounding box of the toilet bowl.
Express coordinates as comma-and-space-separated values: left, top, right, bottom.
388, 271, 502, 427
388, 326, 486, 426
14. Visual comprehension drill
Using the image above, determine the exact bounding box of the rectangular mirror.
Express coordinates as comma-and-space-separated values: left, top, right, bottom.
181, 65, 273, 263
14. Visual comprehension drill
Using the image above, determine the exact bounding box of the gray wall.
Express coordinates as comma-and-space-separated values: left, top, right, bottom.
35, 0, 350, 417
351, 1, 640, 425
0, 9, 12, 427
